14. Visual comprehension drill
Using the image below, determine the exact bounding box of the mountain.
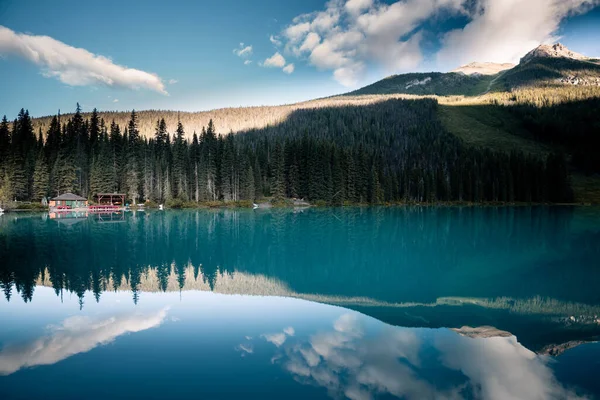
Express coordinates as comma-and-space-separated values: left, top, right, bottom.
26, 44, 598, 140
347, 43, 600, 97
497, 43, 600, 90
520, 43, 588, 64
346, 71, 492, 97
341, 43, 600, 199
4, 43, 599, 207
451, 62, 514, 76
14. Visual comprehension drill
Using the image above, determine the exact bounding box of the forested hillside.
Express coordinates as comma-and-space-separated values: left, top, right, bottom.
28, 95, 416, 140
4, 42, 600, 206
0, 100, 573, 206
347, 72, 492, 97
496, 57, 600, 90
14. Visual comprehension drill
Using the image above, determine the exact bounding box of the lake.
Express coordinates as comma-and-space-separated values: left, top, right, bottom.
0, 207, 599, 399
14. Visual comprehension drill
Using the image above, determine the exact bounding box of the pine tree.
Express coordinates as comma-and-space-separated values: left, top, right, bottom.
173, 120, 188, 200
45, 115, 61, 167
220, 133, 235, 201
331, 148, 344, 205
32, 153, 50, 201
271, 141, 286, 201
191, 132, 200, 202
126, 111, 141, 204
0, 170, 13, 206
243, 165, 255, 201
10, 154, 28, 200
204, 122, 218, 201
89, 108, 100, 148
53, 150, 77, 195
0, 116, 10, 177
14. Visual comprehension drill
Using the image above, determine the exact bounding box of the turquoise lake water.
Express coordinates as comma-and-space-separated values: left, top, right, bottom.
0, 207, 599, 399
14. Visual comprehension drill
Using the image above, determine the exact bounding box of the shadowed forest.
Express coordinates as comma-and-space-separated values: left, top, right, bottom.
0, 99, 574, 206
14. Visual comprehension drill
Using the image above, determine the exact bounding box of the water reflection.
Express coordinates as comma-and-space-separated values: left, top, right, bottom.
1, 207, 599, 355
0, 285, 597, 399
0, 307, 168, 375
259, 314, 588, 400
1, 207, 598, 307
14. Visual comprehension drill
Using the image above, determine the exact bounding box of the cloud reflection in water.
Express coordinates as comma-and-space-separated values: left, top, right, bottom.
260, 314, 587, 400
0, 308, 169, 375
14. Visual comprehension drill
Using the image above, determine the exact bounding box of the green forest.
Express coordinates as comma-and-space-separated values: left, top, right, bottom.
0, 99, 574, 206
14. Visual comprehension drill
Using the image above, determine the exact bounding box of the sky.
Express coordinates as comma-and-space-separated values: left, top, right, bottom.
0, 0, 599, 117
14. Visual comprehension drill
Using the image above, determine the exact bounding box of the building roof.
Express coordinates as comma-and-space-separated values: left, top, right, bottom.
52, 193, 87, 201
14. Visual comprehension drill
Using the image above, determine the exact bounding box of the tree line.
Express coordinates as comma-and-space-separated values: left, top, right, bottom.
0, 99, 573, 206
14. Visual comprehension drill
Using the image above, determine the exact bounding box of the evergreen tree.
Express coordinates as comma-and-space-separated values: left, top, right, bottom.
172, 120, 188, 200
32, 153, 50, 201
220, 133, 235, 201
271, 141, 286, 201
126, 111, 141, 204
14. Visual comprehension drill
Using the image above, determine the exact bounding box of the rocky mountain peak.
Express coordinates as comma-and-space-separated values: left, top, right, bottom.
451, 62, 515, 76
520, 43, 586, 64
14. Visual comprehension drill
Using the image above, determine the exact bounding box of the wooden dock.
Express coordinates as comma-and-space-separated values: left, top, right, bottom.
88, 205, 123, 213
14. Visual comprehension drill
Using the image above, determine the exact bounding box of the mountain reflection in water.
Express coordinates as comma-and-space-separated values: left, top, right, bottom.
0, 207, 599, 399
260, 313, 586, 400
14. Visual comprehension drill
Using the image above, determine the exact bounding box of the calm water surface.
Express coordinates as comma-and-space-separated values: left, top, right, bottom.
0, 207, 599, 399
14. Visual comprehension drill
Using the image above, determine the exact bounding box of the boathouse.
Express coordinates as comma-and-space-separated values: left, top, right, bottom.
95, 193, 126, 206
49, 193, 88, 208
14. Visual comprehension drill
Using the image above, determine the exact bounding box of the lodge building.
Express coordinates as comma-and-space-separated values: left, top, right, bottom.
49, 193, 88, 208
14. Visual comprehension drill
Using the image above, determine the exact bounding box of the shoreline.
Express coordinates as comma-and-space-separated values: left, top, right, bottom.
2, 200, 598, 213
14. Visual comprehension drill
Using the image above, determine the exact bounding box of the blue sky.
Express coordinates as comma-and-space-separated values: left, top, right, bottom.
0, 0, 599, 117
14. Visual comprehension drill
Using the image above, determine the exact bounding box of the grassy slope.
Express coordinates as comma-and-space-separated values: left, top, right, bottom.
437, 98, 600, 203
437, 102, 550, 154
348, 72, 494, 97
571, 175, 600, 204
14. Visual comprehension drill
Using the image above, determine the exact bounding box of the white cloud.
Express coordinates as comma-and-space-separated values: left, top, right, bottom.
333, 64, 365, 86
263, 52, 287, 68
244, 60, 252, 65
284, 22, 312, 43
283, 63, 295, 74
270, 35, 282, 46
168, 79, 179, 84
437, 0, 600, 67
0, 25, 168, 94
113, 99, 119, 103
299, 32, 321, 53
233, 42, 253, 57
0, 308, 169, 375
345, 0, 374, 15
272, 0, 599, 86
275, 0, 464, 86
